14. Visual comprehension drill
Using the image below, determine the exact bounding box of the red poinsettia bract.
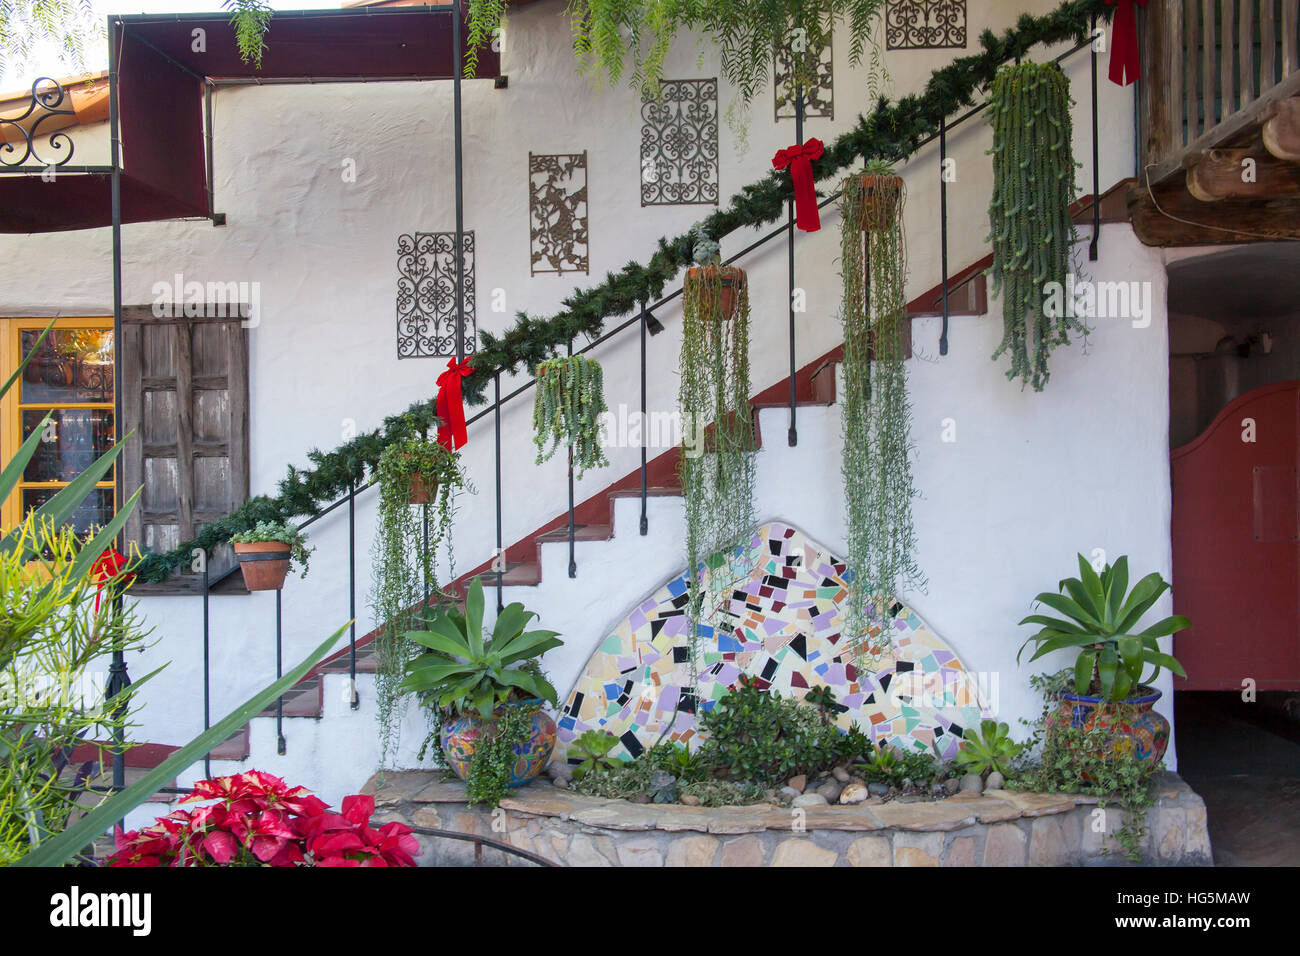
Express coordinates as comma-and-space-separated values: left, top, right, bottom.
108, 771, 419, 868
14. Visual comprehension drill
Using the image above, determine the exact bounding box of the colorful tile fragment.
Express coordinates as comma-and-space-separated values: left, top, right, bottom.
556, 522, 990, 763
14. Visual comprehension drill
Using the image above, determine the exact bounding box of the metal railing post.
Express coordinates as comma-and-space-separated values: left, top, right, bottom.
639, 302, 649, 536
567, 339, 577, 577
275, 590, 285, 755
1090, 14, 1101, 261
348, 481, 358, 708
786, 82, 804, 448
203, 555, 211, 777
494, 372, 504, 611
939, 116, 950, 356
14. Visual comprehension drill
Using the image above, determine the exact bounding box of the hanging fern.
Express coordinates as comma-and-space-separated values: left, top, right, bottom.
463, 0, 887, 100
533, 355, 610, 479
679, 234, 757, 702
986, 60, 1083, 391
223, 0, 272, 69
369, 437, 468, 766
838, 165, 923, 664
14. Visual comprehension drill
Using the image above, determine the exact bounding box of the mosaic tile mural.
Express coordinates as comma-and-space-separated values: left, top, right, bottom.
556, 522, 989, 762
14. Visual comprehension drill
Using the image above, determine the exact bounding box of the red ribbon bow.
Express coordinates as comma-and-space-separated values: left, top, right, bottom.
772, 138, 825, 232
91, 547, 131, 613
1106, 0, 1147, 87
435, 357, 474, 451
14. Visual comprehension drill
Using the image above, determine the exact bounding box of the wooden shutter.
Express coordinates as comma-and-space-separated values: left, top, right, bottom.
120, 306, 249, 593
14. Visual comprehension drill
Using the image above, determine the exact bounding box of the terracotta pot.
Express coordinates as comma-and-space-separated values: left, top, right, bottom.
1049, 686, 1170, 770
232, 540, 291, 591
853, 172, 903, 229
686, 265, 745, 318
440, 700, 558, 786
408, 473, 437, 505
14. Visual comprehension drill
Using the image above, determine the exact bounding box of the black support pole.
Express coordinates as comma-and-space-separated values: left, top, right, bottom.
108, 17, 127, 801
639, 302, 648, 536
348, 482, 358, 709
1090, 14, 1101, 262
275, 590, 285, 755
567, 339, 577, 578
494, 372, 504, 611
203, 555, 211, 778
939, 117, 950, 356
787, 83, 803, 448
452, 2, 466, 361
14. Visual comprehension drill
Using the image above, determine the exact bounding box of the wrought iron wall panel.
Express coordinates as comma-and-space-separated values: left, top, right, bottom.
0, 78, 76, 169
640, 79, 719, 206
774, 35, 834, 121
885, 0, 967, 50
396, 231, 477, 359
529, 152, 589, 275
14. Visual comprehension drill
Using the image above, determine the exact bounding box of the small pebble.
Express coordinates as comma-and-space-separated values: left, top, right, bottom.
959, 772, 984, 794
832, 765, 851, 783
816, 780, 844, 803
986, 771, 1006, 791
787, 774, 807, 793
839, 783, 869, 805
679, 794, 701, 806
779, 786, 802, 800
942, 777, 961, 795
867, 782, 890, 797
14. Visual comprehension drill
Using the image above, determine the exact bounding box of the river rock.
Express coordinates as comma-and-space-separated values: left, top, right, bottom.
986, 771, 1006, 791
839, 783, 869, 805
832, 765, 851, 783
792, 792, 829, 809
959, 773, 984, 794
867, 782, 890, 797
787, 775, 807, 793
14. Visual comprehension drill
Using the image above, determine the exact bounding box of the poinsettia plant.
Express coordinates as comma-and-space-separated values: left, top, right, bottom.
108, 771, 419, 867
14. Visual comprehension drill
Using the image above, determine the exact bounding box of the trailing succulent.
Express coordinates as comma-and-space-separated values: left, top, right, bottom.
370, 436, 469, 765
130, 0, 1117, 585
838, 162, 923, 658
987, 60, 1083, 391
532, 355, 610, 479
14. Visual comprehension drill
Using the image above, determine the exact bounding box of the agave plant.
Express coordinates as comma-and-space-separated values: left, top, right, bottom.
1018, 555, 1189, 701
400, 577, 562, 718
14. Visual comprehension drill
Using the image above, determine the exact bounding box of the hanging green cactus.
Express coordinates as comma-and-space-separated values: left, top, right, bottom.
987, 60, 1084, 391
532, 355, 610, 479
838, 166, 923, 662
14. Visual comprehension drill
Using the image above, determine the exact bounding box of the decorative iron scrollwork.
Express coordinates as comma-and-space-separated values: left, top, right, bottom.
529, 152, 589, 275
885, 0, 967, 50
0, 77, 77, 169
775, 34, 834, 121
396, 232, 477, 359
640, 79, 719, 206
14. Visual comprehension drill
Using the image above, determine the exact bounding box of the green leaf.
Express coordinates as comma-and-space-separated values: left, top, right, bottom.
404, 628, 471, 659
1117, 635, 1144, 682
1023, 632, 1104, 661
496, 629, 562, 666
0, 412, 52, 506
1018, 613, 1090, 635
1032, 591, 1102, 631
496, 668, 558, 706
1135, 615, 1190, 639
15, 622, 348, 867
1143, 651, 1186, 677
1106, 555, 1129, 621
1114, 572, 1170, 633
1073, 650, 1097, 694
464, 576, 485, 658
1075, 555, 1108, 622
0, 318, 53, 401
491, 602, 536, 643
1097, 646, 1118, 700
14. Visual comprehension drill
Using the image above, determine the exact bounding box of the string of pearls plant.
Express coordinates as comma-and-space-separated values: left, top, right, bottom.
987, 61, 1084, 391
679, 225, 757, 703
838, 165, 923, 663
532, 355, 611, 479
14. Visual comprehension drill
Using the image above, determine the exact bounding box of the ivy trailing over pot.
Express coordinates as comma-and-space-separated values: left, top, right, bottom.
987, 60, 1084, 391
129, 0, 1115, 586
532, 355, 610, 479
838, 163, 923, 658
369, 435, 469, 766
679, 224, 757, 697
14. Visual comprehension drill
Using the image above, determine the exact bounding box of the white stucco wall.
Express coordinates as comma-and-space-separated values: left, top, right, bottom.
0, 1, 1168, 801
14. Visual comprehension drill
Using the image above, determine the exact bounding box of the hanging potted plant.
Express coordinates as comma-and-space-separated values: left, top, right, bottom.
370, 433, 469, 766
401, 577, 563, 807
1017, 554, 1190, 769
678, 222, 757, 710
230, 520, 313, 592
987, 60, 1083, 391
533, 354, 610, 479
837, 164, 923, 661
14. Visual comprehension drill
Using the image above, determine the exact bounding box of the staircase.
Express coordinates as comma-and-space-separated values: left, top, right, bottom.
108, 177, 1141, 830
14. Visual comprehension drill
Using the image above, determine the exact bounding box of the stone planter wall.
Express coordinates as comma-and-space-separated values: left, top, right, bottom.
362, 771, 1213, 867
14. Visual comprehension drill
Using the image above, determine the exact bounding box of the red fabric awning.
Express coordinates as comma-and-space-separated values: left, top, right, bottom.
0, 6, 499, 234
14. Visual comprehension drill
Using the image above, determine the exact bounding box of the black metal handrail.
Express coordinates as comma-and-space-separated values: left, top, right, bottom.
178, 27, 1103, 780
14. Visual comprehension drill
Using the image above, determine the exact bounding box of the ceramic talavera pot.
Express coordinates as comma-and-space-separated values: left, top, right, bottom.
440, 700, 557, 786
1054, 686, 1170, 769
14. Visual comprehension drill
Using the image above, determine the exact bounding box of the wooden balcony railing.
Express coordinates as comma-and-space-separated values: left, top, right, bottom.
1141, 0, 1300, 183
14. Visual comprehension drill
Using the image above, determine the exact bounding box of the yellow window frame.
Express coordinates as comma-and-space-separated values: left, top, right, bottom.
0, 316, 116, 532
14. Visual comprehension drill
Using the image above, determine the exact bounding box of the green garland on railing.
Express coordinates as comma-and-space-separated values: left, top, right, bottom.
131, 0, 1113, 585
533, 355, 610, 479
987, 60, 1083, 391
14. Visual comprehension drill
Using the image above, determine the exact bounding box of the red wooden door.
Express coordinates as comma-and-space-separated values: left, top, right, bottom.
1171, 381, 1300, 690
